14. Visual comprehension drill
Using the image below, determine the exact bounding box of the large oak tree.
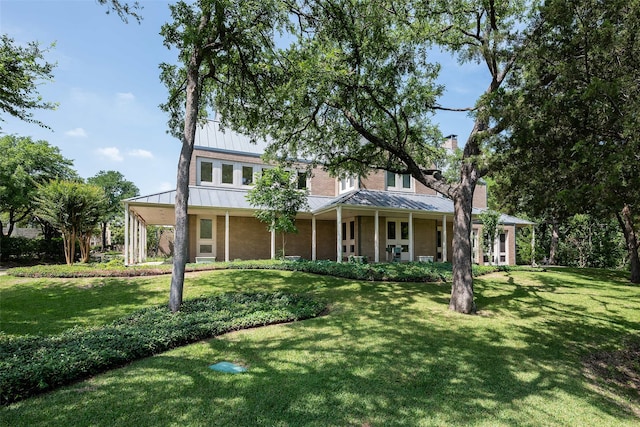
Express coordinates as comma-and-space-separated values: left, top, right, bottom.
217, 0, 536, 313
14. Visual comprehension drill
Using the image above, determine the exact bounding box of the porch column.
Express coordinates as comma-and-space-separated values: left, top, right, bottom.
336, 206, 343, 263
133, 215, 139, 264
225, 211, 230, 262
442, 215, 448, 262
374, 210, 379, 263
312, 215, 317, 261
124, 204, 129, 265
141, 222, 147, 262
409, 212, 414, 262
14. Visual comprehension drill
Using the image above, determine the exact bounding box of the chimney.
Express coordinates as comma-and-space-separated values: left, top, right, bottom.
443, 134, 458, 151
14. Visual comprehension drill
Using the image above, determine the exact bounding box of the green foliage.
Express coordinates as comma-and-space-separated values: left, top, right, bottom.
0, 135, 76, 238
246, 167, 309, 257
0, 292, 325, 404
479, 209, 502, 265
0, 237, 64, 262
34, 180, 106, 264
0, 35, 57, 129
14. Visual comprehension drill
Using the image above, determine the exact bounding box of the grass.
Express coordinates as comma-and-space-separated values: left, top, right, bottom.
1, 267, 639, 426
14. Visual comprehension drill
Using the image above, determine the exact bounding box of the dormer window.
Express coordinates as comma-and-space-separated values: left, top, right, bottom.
386, 171, 412, 191
221, 164, 234, 184
242, 166, 254, 185
339, 175, 357, 193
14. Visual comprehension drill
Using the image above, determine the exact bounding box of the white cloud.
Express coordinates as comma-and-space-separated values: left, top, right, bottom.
96, 147, 123, 162
116, 92, 135, 102
65, 127, 88, 138
158, 181, 174, 192
128, 149, 153, 159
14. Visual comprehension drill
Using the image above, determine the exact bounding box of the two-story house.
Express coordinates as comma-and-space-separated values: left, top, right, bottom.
123, 120, 532, 265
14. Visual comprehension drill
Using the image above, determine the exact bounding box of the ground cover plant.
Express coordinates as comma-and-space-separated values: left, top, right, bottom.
0, 292, 325, 404
1, 267, 638, 426
5, 259, 516, 282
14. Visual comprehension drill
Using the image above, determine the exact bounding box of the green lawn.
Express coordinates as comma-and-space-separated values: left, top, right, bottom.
1, 268, 638, 426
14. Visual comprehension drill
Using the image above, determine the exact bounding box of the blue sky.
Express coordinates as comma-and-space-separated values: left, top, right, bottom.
1, 0, 488, 196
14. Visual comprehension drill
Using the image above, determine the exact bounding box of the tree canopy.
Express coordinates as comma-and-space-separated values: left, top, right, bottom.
215, 0, 536, 313
0, 135, 76, 238
494, 0, 640, 282
0, 35, 57, 130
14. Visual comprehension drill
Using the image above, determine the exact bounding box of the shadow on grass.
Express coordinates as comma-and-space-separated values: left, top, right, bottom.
2, 269, 638, 426
0, 277, 170, 336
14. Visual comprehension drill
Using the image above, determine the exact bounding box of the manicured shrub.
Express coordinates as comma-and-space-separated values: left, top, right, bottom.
0, 292, 325, 405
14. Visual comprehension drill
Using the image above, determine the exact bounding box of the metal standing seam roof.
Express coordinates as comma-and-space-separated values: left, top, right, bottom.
194, 120, 271, 155
126, 186, 334, 213
126, 187, 533, 225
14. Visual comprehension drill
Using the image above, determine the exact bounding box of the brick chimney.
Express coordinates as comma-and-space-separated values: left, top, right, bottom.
443, 134, 458, 151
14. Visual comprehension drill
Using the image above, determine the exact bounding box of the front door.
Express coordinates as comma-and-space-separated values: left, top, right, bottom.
197, 217, 216, 258
387, 219, 410, 261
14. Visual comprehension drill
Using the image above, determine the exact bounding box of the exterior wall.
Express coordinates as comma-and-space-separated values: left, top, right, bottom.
309, 168, 337, 196
414, 218, 438, 259
473, 183, 488, 209
215, 216, 271, 261
360, 171, 386, 191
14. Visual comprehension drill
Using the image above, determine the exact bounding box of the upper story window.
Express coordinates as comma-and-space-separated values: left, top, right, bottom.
339, 175, 357, 194
221, 163, 234, 184
386, 171, 412, 192
197, 157, 257, 187
297, 172, 308, 190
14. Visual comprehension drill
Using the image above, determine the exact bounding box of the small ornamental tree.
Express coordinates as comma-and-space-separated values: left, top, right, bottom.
479, 209, 502, 265
34, 180, 106, 265
246, 167, 309, 258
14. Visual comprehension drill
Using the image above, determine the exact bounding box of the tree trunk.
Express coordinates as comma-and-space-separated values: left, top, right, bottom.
101, 222, 108, 251
169, 53, 202, 313
449, 166, 477, 314
616, 204, 640, 284
549, 220, 560, 265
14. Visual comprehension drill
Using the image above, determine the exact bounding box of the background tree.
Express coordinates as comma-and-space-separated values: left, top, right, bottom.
0, 35, 57, 130
87, 170, 139, 251
160, 0, 285, 312
34, 180, 106, 265
494, 0, 640, 282
0, 135, 76, 239
217, 0, 536, 313
246, 167, 309, 258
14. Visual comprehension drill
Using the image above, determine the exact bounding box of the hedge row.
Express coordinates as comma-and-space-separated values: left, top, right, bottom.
0, 292, 325, 405
6, 259, 540, 281
0, 237, 65, 262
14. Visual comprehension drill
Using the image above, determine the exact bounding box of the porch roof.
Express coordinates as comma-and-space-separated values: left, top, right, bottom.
125, 186, 532, 226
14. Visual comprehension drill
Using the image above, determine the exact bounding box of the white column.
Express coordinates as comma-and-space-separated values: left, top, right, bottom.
336, 206, 343, 263
409, 212, 414, 262
374, 210, 379, 263
141, 222, 147, 262
225, 211, 230, 262
312, 215, 317, 261
124, 205, 129, 266
442, 215, 448, 262
133, 216, 139, 264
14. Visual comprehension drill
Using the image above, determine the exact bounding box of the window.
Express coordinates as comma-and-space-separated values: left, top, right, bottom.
297, 172, 307, 190
401, 222, 409, 240
349, 221, 355, 240
242, 166, 253, 185
402, 174, 411, 189
386, 171, 396, 187
342, 222, 347, 240
221, 163, 234, 184
387, 221, 396, 240
200, 219, 212, 239
386, 171, 412, 191
200, 161, 213, 183
339, 175, 356, 193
